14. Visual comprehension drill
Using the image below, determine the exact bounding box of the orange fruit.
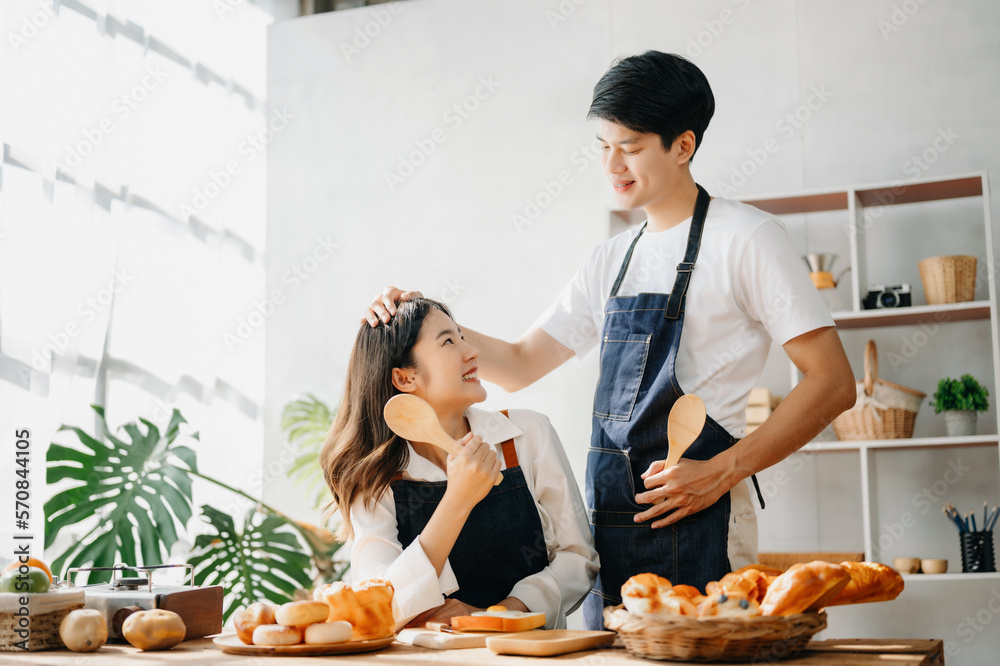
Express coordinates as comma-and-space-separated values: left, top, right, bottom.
3, 557, 53, 583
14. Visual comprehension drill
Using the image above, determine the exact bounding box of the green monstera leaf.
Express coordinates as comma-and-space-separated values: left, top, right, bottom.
45, 405, 198, 583
188, 505, 314, 623
282, 394, 335, 510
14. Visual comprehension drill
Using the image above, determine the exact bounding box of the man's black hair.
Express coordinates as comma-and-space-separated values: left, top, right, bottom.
587, 51, 715, 159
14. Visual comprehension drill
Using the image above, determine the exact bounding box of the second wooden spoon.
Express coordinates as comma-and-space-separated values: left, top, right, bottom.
652, 394, 706, 505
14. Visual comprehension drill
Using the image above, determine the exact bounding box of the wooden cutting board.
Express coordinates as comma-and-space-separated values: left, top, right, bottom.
395, 628, 491, 649
486, 630, 615, 656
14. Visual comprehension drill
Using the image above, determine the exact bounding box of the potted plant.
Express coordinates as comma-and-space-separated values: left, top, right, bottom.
931, 374, 989, 436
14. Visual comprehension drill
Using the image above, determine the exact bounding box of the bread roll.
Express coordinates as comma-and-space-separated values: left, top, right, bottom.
275, 600, 330, 628
658, 590, 697, 616
234, 602, 276, 645
760, 562, 851, 616
733, 563, 784, 580
303, 621, 353, 645
825, 561, 904, 606
668, 584, 702, 600
252, 624, 302, 646
709, 568, 771, 603
621, 573, 671, 616
697, 592, 762, 618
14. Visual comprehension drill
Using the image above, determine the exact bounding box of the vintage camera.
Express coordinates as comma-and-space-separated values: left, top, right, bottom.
62, 563, 222, 642
863, 284, 912, 309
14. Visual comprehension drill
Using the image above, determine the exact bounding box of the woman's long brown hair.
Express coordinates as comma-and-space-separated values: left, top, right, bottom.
320, 298, 452, 540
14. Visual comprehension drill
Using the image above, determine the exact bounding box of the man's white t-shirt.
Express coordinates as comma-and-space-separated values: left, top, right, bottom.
536, 196, 834, 437
534, 197, 835, 569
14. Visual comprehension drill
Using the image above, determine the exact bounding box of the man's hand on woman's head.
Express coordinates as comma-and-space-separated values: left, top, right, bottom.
363, 286, 423, 326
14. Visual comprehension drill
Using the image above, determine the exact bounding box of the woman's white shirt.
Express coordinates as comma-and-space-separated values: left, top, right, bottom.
349, 407, 599, 631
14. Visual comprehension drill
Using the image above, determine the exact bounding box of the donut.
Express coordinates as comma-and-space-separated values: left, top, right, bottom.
234, 602, 276, 645
303, 621, 353, 645
275, 600, 330, 628
252, 624, 302, 646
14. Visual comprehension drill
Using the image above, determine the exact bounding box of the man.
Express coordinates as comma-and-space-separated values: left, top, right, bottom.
365, 51, 856, 628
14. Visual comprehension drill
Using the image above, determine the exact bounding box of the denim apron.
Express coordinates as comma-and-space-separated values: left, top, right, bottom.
392, 415, 548, 608
582, 185, 764, 629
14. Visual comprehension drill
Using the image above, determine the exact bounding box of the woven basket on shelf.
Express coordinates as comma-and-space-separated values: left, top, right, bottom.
0, 590, 85, 652
919, 255, 977, 305
603, 605, 826, 663
832, 340, 926, 440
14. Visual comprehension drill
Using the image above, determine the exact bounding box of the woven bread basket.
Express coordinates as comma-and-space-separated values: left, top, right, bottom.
833, 340, 926, 440
0, 590, 85, 652
919, 255, 977, 305
604, 605, 826, 663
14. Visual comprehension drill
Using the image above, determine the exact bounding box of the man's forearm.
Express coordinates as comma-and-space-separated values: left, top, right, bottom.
463, 326, 574, 392
717, 368, 856, 488
462, 327, 528, 391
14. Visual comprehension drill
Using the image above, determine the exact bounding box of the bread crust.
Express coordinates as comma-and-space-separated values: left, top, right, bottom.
760, 562, 850, 616
826, 561, 904, 606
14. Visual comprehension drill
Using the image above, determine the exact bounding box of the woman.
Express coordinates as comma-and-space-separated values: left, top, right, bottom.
320, 298, 597, 630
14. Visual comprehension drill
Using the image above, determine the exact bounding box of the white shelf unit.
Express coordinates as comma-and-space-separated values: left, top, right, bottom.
742, 172, 1000, 565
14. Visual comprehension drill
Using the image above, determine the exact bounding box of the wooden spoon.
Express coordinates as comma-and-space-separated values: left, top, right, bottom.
652, 394, 707, 505
383, 394, 503, 486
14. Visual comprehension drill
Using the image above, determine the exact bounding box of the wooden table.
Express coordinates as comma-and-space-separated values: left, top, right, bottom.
3, 636, 944, 664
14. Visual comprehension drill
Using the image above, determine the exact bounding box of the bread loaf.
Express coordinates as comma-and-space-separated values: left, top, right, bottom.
760, 562, 851, 616
825, 561, 904, 606
318, 579, 395, 640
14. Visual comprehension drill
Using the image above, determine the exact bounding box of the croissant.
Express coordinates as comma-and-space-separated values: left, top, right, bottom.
824, 561, 904, 606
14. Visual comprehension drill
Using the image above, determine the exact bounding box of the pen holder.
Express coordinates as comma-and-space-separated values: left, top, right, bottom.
960, 531, 996, 573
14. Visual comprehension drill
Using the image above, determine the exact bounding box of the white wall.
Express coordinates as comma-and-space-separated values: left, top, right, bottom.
268, 1, 1000, 658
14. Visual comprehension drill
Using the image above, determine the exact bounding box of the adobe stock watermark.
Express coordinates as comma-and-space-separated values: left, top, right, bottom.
870, 456, 970, 559
694, 290, 794, 393
7, 0, 59, 53
511, 138, 602, 234
339, 2, 404, 62
715, 84, 833, 197
213, 0, 247, 20
52, 64, 169, 173
545, 0, 588, 30
684, 0, 753, 60
884, 311, 951, 371
180, 107, 295, 221
950, 587, 1000, 658
434, 278, 468, 308
852, 127, 959, 237
877, 0, 933, 40
31, 269, 136, 372
223, 235, 338, 351
384, 76, 501, 192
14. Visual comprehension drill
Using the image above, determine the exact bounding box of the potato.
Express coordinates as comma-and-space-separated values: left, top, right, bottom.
59, 609, 108, 652
121, 609, 186, 651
